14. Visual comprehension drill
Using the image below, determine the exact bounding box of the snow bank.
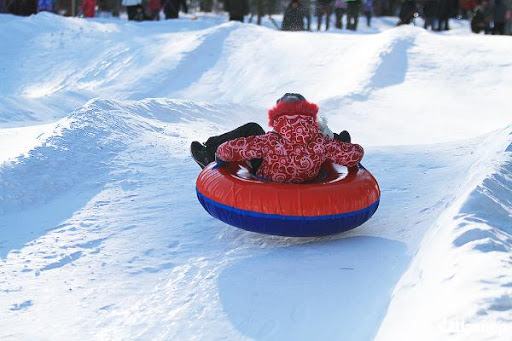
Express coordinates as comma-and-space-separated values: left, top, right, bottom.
377, 128, 512, 341
0, 97, 250, 213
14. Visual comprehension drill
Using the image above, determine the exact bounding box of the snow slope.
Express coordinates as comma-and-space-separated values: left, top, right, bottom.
377, 129, 512, 340
0, 13, 511, 340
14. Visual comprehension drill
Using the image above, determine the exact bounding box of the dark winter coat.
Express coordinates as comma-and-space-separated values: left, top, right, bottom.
161, 0, 188, 19
163, 0, 180, 18
398, 0, 417, 24
423, 0, 438, 17
437, 0, 452, 19
81, 0, 96, 17
282, 2, 306, 31
224, 0, 249, 19
6, 0, 37, 15
216, 100, 364, 183
316, 0, 334, 15
180, 0, 187, 13
493, 0, 506, 23
149, 0, 161, 11
471, 6, 486, 32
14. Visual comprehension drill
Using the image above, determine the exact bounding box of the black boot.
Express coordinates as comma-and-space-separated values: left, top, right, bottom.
334, 130, 351, 143
190, 141, 213, 169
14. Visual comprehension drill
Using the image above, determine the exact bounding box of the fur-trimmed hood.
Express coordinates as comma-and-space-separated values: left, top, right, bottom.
268, 100, 319, 127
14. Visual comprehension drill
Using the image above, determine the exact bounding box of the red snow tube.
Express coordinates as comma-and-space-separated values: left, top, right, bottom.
196, 162, 380, 237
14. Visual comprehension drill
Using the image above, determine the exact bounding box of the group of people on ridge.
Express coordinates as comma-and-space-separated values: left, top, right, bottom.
470, 0, 509, 34
282, 0, 374, 31
2, 0, 510, 35
190, 94, 364, 184
121, 0, 187, 21
398, 0, 511, 34
397, 0, 454, 29
0, 0, 208, 19
122, 0, 249, 22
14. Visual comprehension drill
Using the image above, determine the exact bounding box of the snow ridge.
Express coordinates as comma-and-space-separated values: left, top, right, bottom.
0, 97, 255, 214
376, 127, 512, 341
0, 100, 139, 213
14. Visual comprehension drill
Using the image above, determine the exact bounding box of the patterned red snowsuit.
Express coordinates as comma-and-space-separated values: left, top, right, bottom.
216, 100, 364, 183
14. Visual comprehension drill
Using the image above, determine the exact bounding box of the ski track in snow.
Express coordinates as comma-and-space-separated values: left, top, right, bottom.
1, 12, 511, 341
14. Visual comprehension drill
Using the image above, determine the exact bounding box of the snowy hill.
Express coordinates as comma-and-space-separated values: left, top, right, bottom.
1, 13, 511, 340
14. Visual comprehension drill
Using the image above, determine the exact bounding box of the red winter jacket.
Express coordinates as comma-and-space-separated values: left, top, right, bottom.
81, 0, 96, 17
216, 100, 364, 183
149, 0, 161, 11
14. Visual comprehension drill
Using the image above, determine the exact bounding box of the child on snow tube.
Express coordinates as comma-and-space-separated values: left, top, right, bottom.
190, 93, 364, 184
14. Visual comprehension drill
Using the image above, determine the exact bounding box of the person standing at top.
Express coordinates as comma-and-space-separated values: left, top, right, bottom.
397, 0, 417, 25
282, 0, 307, 31
471, 1, 486, 33
346, 0, 361, 30
334, 0, 348, 29
301, 0, 313, 30
163, 0, 180, 19
148, 0, 161, 20
363, 0, 373, 26
123, 0, 144, 20
493, 0, 507, 34
200, 0, 213, 11
37, 0, 54, 12
473, 0, 493, 33
459, 0, 476, 18
180, 0, 188, 13
81, 0, 96, 17
316, 0, 334, 30
249, 0, 265, 25
436, 0, 451, 30
224, 0, 249, 22
505, 1, 512, 34
422, 0, 438, 30
6, 0, 37, 15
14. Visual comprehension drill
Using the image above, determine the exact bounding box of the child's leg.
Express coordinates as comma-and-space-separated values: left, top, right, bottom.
204, 122, 265, 160
191, 123, 265, 169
